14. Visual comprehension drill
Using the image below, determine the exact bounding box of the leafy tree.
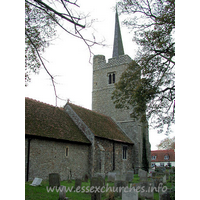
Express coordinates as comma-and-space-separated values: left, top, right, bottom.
112, 0, 175, 134
25, 0, 103, 105
157, 136, 175, 150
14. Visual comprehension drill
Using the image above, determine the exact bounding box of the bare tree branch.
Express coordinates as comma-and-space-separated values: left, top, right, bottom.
32, 0, 85, 28
26, 31, 58, 106
25, 0, 106, 105
63, 0, 80, 7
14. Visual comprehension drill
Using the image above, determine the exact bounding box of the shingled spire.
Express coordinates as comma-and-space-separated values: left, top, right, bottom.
112, 7, 124, 58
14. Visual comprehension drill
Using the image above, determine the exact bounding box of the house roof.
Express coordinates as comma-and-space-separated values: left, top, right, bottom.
25, 98, 90, 144
151, 150, 175, 162
69, 103, 133, 144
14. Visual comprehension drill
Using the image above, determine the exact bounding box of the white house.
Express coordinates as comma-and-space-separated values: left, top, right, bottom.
151, 149, 175, 167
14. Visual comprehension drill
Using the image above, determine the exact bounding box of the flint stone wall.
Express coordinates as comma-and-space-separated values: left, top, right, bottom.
25, 138, 90, 181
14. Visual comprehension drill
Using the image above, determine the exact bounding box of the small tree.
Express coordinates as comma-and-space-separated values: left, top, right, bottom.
157, 136, 175, 150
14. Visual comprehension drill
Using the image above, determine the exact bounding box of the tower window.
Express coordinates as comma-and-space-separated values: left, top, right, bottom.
108, 72, 116, 84
113, 73, 115, 83
109, 74, 112, 84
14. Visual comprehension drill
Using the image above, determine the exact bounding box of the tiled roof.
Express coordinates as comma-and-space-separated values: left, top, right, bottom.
25, 98, 90, 144
69, 103, 133, 144
151, 150, 175, 162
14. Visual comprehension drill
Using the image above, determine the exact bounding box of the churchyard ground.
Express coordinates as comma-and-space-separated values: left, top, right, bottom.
25, 172, 175, 200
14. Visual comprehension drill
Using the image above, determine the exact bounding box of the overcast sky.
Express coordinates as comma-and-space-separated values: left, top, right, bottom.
25, 0, 175, 150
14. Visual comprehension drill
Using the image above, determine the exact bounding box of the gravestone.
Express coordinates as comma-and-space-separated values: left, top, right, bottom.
49, 173, 60, 187
171, 167, 175, 173
152, 177, 163, 192
134, 167, 139, 174
94, 173, 105, 186
83, 174, 89, 182
94, 172, 105, 179
148, 169, 155, 177
148, 173, 152, 178
165, 171, 170, 181
159, 191, 171, 200
30, 177, 42, 186
159, 189, 174, 200
122, 188, 138, 200
138, 169, 147, 178
140, 181, 154, 199
149, 169, 155, 174
156, 172, 165, 177
115, 170, 121, 175
152, 173, 166, 185
125, 171, 134, 182
156, 167, 166, 173
114, 180, 128, 197
139, 177, 148, 183
74, 179, 82, 190
58, 185, 66, 200
170, 173, 175, 183
163, 175, 167, 184
162, 167, 166, 172
130, 182, 140, 190
115, 172, 126, 181
67, 169, 72, 182
107, 172, 116, 182
152, 172, 157, 177
90, 177, 104, 200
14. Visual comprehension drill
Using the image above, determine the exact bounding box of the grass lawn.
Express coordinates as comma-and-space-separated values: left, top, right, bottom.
25, 174, 175, 200
25, 179, 120, 200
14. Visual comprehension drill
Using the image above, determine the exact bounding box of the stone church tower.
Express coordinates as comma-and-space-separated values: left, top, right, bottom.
92, 9, 151, 171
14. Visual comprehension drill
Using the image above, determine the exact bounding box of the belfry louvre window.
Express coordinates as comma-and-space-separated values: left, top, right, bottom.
122, 146, 127, 160
108, 72, 115, 84
113, 73, 115, 83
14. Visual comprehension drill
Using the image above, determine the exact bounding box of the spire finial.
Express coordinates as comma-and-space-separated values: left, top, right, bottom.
112, 5, 124, 58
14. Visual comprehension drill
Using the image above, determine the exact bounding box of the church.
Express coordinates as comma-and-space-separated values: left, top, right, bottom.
25, 9, 151, 182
